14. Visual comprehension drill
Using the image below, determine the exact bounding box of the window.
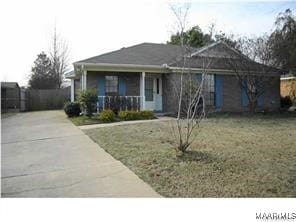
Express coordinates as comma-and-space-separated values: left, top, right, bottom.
145, 78, 153, 101
105, 76, 118, 96
203, 74, 215, 106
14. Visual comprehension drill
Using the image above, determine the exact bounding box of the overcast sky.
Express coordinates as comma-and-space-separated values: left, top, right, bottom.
0, 0, 295, 86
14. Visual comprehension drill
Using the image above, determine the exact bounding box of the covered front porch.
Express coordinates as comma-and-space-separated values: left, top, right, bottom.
71, 69, 164, 113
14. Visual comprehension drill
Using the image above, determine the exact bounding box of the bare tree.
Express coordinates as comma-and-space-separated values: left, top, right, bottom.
50, 26, 69, 88
169, 3, 209, 157
236, 35, 272, 66
225, 39, 277, 112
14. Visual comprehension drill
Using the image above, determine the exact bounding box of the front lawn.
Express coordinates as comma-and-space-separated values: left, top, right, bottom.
84, 114, 296, 197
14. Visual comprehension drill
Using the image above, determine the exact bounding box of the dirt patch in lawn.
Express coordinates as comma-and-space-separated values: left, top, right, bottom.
84, 115, 296, 197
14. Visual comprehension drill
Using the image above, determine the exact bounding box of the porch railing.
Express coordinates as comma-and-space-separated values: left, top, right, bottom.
97, 96, 143, 112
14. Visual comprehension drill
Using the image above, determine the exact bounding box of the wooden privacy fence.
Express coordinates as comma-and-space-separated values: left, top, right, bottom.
26, 87, 70, 111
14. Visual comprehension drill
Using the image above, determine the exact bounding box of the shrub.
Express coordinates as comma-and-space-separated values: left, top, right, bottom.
118, 110, 155, 121
281, 96, 292, 108
118, 110, 140, 120
99, 109, 116, 123
139, 110, 155, 119
78, 89, 98, 116
64, 102, 81, 117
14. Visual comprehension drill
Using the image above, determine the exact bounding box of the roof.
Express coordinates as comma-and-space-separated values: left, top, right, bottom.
175, 56, 283, 74
75, 42, 196, 66
1, 82, 19, 89
74, 42, 284, 75
65, 70, 75, 78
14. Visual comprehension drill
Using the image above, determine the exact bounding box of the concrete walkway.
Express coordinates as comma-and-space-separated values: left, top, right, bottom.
79, 116, 174, 130
1, 111, 160, 197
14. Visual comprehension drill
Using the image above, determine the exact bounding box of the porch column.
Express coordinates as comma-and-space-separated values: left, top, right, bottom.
81, 72, 84, 90
83, 70, 87, 90
140, 71, 146, 110
71, 79, 74, 102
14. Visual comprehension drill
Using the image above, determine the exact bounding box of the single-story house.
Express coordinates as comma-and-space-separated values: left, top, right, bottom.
66, 42, 283, 113
1, 82, 20, 112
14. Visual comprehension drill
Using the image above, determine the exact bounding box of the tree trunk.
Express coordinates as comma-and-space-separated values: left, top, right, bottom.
249, 98, 257, 113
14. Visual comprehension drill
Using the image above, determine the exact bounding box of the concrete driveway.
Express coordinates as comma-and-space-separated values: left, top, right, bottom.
1, 111, 160, 197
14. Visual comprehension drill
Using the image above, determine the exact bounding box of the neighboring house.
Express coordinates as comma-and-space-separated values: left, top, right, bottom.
280, 75, 296, 102
66, 42, 283, 113
1, 82, 20, 112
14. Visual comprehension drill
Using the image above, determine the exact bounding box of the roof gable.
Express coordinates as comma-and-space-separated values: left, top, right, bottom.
191, 41, 244, 59
170, 42, 283, 75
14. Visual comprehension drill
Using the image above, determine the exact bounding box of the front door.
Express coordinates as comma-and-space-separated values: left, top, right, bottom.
145, 75, 162, 111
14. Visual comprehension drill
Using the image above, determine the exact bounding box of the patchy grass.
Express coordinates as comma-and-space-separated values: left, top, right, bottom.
84, 115, 296, 197
1, 112, 17, 119
69, 115, 102, 126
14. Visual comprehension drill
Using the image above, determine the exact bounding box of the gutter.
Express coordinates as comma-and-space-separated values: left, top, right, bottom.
74, 62, 170, 72
169, 66, 281, 76
281, 76, 296, 80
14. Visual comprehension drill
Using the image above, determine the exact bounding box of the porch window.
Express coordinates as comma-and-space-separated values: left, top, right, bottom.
145, 78, 153, 101
203, 74, 215, 106
105, 76, 118, 96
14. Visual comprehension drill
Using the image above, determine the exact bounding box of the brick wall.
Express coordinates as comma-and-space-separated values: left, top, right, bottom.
86, 71, 140, 96
222, 75, 247, 112
162, 73, 180, 113
125, 73, 140, 96
222, 75, 280, 112
263, 76, 281, 111
162, 73, 281, 113
78, 71, 280, 112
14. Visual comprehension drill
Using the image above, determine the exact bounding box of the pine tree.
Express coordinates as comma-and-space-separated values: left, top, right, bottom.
28, 52, 56, 89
